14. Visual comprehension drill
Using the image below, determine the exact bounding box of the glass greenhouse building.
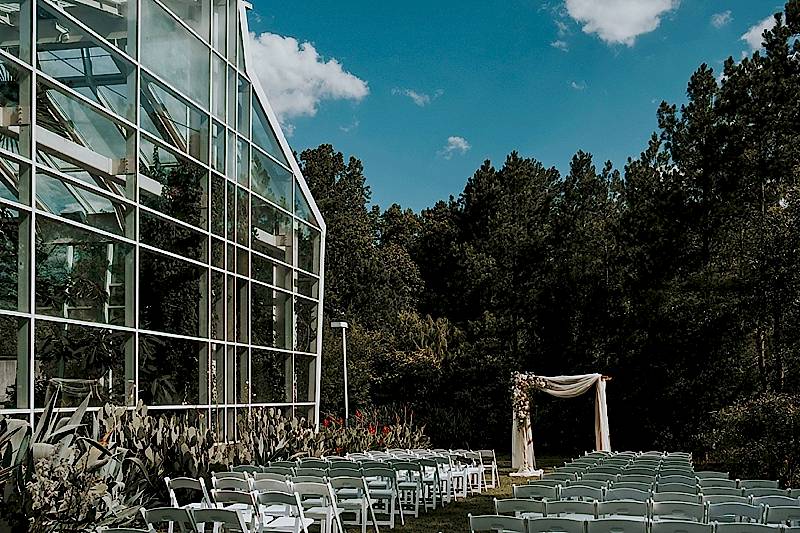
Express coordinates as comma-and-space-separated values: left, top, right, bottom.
0, 0, 325, 432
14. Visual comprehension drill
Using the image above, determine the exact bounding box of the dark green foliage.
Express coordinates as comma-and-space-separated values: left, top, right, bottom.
304, 2, 800, 468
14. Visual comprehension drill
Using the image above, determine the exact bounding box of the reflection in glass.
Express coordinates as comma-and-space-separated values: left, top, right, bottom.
236, 187, 248, 245
236, 277, 248, 343
0, 59, 25, 154
140, 210, 206, 262
34, 320, 130, 407
138, 333, 206, 405
0, 154, 26, 203
294, 354, 316, 402
212, 121, 225, 172
0, 205, 22, 311
139, 138, 207, 229
36, 4, 135, 121
212, 0, 226, 53
140, 0, 209, 107
210, 173, 225, 236
296, 221, 320, 275
35, 217, 131, 326
158, 0, 210, 42
37, 172, 130, 237
252, 252, 291, 291
237, 76, 249, 137
236, 347, 248, 403
236, 137, 248, 186
294, 179, 319, 228
295, 297, 318, 353
211, 270, 224, 340
40, 0, 134, 56
251, 349, 289, 403
0, 316, 25, 408
140, 74, 209, 162
139, 248, 206, 337
37, 81, 131, 175
251, 283, 291, 349
252, 148, 291, 210
252, 100, 288, 166
296, 272, 319, 299
251, 196, 292, 264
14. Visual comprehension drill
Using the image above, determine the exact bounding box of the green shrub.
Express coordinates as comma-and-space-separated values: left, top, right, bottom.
704, 393, 800, 486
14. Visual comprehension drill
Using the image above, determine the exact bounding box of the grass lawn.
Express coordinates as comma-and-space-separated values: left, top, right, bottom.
345, 455, 567, 533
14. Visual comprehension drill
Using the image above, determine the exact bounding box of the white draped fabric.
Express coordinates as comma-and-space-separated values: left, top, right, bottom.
511, 373, 611, 474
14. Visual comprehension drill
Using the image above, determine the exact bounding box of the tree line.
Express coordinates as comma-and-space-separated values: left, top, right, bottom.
298, 3, 800, 476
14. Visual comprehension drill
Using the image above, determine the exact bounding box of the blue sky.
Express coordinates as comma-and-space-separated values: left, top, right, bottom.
246, 1, 781, 211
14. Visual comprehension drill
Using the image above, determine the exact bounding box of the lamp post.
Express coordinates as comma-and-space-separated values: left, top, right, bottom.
330, 321, 349, 424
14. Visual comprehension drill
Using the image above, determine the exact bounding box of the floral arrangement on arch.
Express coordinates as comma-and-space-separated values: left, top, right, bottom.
512, 372, 548, 429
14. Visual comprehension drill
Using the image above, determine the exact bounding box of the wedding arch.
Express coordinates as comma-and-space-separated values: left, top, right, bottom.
511, 373, 611, 476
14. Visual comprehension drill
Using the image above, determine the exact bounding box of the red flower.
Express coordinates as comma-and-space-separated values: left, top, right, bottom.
368, 425, 376, 435
382, 425, 390, 435
355, 410, 362, 419
323, 418, 331, 428
338, 417, 344, 425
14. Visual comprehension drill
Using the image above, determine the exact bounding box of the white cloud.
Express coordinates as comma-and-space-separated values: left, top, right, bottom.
339, 119, 360, 133
710, 10, 732, 29
564, 0, 680, 46
438, 136, 471, 159
551, 40, 569, 51
392, 88, 443, 107
247, 32, 369, 123
570, 80, 587, 90
741, 15, 777, 51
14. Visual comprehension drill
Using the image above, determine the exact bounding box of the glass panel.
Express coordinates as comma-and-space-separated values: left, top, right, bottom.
294, 354, 316, 402
251, 283, 291, 349
237, 76, 249, 138
236, 246, 248, 277
226, 179, 235, 240
251, 148, 291, 210
140, 210, 206, 262
139, 138, 208, 229
41, 0, 134, 56
251, 100, 288, 166
0, 58, 26, 154
212, 0, 226, 53
140, 73, 209, 162
0, 205, 24, 311
236, 186, 248, 245
294, 179, 319, 228
138, 333, 207, 405
295, 272, 319, 299
34, 320, 131, 407
295, 297, 317, 353
35, 217, 132, 326
252, 252, 291, 291
210, 173, 224, 236
0, 1, 20, 58
211, 343, 224, 404
226, 274, 234, 340
158, 0, 210, 42
211, 238, 224, 268
36, 4, 135, 121
139, 248, 207, 337
212, 122, 225, 172
251, 349, 290, 403
211, 135, 226, 178
210, 270, 224, 341
0, 316, 26, 409
0, 154, 27, 203
236, 277, 247, 343
226, 0, 236, 62
37, 81, 131, 176
236, 137, 248, 186
140, 0, 210, 108
251, 196, 292, 264
227, 66, 236, 129
36, 151, 128, 200
212, 54, 226, 122
236, 347, 248, 403
296, 220, 320, 275
226, 243, 234, 273
36, 172, 131, 237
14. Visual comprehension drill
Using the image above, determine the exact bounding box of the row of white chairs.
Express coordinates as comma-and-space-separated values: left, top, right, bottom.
469, 515, 800, 533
